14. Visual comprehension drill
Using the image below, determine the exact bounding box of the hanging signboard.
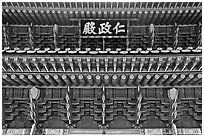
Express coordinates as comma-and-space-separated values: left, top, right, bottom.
80, 20, 127, 37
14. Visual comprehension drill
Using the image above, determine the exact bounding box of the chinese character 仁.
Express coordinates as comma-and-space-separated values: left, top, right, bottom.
113, 22, 125, 34
98, 22, 112, 34
82, 21, 97, 35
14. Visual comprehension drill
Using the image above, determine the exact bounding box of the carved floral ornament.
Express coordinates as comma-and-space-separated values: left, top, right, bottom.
30, 86, 41, 100
167, 87, 178, 101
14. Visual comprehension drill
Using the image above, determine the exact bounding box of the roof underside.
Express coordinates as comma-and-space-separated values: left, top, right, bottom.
2, 2, 202, 25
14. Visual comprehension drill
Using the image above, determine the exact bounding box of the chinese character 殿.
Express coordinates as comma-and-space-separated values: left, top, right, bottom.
83, 21, 97, 35
113, 22, 125, 34
98, 22, 112, 34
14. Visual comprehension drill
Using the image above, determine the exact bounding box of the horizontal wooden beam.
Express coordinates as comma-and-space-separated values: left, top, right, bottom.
2, 128, 202, 135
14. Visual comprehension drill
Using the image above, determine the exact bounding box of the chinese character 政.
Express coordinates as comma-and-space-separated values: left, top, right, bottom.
98, 22, 112, 35
113, 22, 125, 34
82, 21, 97, 35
